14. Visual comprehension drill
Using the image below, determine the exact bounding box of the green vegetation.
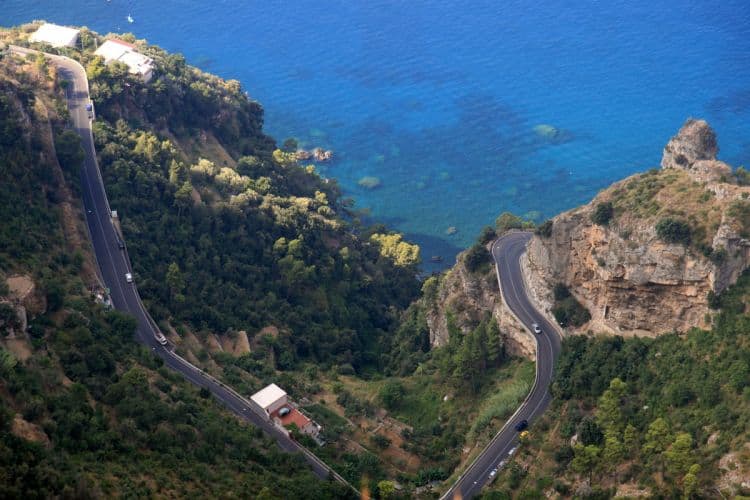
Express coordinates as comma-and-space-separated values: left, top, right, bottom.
81, 45, 420, 373
464, 242, 491, 273
610, 168, 666, 218
735, 166, 750, 186
493, 271, 750, 497
479, 225, 498, 244
608, 168, 726, 252
551, 284, 591, 328
727, 200, 750, 238
656, 217, 692, 245
0, 60, 351, 497
590, 201, 614, 226
467, 363, 534, 440
495, 212, 535, 234
370, 232, 421, 267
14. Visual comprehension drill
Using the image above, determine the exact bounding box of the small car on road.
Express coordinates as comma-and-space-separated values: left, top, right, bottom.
532, 323, 542, 334
514, 419, 528, 432
488, 468, 498, 481
125, 272, 133, 283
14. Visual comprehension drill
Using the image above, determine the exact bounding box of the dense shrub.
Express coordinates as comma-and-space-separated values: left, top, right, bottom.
464, 243, 491, 273
655, 217, 691, 245
590, 202, 614, 226
536, 219, 553, 237
553, 283, 571, 301
378, 381, 406, 410
550, 283, 591, 327
479, 225, 497, 245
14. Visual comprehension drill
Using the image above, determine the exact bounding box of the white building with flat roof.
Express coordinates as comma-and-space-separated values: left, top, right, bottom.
29, 23, 80, 48
94, 39, 154, 82
250, 384, 289, 416
251, 383, 288, 416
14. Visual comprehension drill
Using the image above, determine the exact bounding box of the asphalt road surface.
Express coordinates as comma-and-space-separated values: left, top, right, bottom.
10, 46, 349, 488
442, 232, 562, 500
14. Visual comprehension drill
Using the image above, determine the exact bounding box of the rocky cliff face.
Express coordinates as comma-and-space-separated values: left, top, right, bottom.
524, 119, 750, 336
425, 251, 537, 359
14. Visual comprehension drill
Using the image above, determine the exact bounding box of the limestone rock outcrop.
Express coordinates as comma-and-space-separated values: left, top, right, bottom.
661, 119, 718, 170
523, 119, 750, 336
661, 119, 732, 183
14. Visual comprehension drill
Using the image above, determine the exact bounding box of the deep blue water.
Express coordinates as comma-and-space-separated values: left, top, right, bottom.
6, 1, 750, 271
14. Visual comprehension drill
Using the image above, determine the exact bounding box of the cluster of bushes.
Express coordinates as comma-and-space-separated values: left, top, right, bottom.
495, 212, 535, 234
551, 283, 591, 328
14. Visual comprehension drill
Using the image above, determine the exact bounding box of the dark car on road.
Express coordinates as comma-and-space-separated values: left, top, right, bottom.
514, 419, 528, 432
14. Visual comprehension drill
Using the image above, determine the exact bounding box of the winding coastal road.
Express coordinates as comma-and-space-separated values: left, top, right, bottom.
442, 232, 562, 500
10, 46, 352, 491
13, 45, 560, 499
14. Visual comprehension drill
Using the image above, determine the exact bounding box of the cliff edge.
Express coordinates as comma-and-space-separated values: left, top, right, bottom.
524, 119, 750, 336
424, 247, 537, 359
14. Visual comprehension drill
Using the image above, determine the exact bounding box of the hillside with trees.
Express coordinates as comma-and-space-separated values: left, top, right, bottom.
2, 23, 422, 376
0, 24, 544, 496
485, 270, 750, 498
0, 52, 351, 498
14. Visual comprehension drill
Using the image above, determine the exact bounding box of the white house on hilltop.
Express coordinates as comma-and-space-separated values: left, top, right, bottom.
29, 23, 80, 48
94, 39, 154, 82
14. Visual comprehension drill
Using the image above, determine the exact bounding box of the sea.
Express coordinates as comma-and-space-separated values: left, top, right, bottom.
5, 0, 750, 272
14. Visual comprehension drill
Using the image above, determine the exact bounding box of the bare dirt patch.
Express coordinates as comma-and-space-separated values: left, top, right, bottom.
220, 330, 251, 356
12, 414, 50, 447
6, 275, 34, 300
614, 482, 651, 498
2, 337, 32, 361
718, 443, 750, 493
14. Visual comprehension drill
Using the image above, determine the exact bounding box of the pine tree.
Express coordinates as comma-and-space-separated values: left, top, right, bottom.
623, 423, 639, 458
597, 377, 627, 433
485, 317, 503, 366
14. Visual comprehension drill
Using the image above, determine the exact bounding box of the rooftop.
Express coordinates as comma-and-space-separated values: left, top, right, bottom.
94, 39, 154, 80
250, 383, 286, 409
29, 23, 80, 48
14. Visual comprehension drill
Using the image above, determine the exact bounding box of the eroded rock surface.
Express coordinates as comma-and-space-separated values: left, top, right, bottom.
524, 119, 750, 335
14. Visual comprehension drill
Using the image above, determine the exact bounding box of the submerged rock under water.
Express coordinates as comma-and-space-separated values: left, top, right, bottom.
357, 176, 381, 189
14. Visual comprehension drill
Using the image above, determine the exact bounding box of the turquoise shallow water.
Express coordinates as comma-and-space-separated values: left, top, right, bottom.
6, 1, 750, 271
